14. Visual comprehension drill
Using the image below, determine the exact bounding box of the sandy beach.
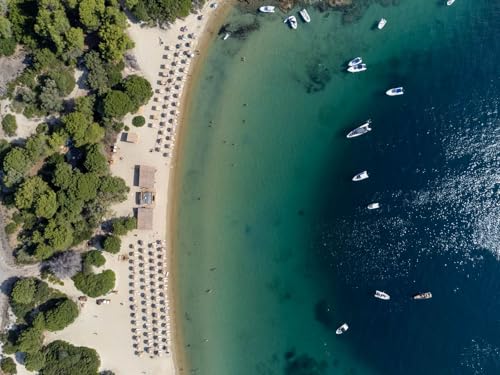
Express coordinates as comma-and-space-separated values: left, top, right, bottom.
40, 2, 233, 374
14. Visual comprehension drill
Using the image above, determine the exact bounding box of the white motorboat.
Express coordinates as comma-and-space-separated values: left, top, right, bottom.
284, 16, 298, 30
347, 64, 367, 73
259, 5, 275, 13
222, 33, 230, 40
346, 120, 372, 138
446, 0, 455, 5
299, 9, 311, 23
386, 87, 404, 96
336, 323, 349, 335
378, 18, 387, 29
367, 203, 380, 210
348, 57, 362, 67
352, 171, 369, 182
374, 290, 390, 300
413, 292, 432, 300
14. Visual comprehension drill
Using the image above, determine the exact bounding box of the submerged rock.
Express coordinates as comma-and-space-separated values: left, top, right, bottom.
304, 61, 331, 94
284, 353, 328, 375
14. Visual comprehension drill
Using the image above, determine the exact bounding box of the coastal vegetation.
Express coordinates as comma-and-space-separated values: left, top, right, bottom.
0, 357, 17, 374
126, 0, 193, 24
0, 0, 156, 372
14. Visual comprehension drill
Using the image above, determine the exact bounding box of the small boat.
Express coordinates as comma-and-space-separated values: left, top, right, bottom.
222, 33, 230, 40
446, 0, 455, 5
299, 9, 311, 23
346, 120, 372, 138
367, 203, 380, 210
336, 323, 349, 335
348, 57, 363, 67
352, 171, 369, 182
413, 292, 432, 300
378, 18, 387, 29
386, 87, 404, 96
374, 290, 390, 300
259, 5, 275, 13
284, 16, 298, 30
347, 64, 367, 73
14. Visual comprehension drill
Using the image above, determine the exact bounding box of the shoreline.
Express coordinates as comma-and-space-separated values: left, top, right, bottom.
167, 2, 234, 373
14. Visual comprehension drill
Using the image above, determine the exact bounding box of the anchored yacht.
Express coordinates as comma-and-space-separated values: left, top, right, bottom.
299, 9, 311, 23
367, 203, 380, 210
352, 171, 369, 182
346, 120, 372, 138
259, 5, 275, 13
348, 57, 362, 67
413, 292, 432, 300
374, 290, 390, 300
347, 64, 367, 73
378, 18, 387, 29
336, 323, 349, 335
386, 87, 404, 96
284, 16, 298, 29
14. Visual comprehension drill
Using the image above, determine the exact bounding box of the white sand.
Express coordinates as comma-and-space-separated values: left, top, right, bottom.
43, 3, 230, 374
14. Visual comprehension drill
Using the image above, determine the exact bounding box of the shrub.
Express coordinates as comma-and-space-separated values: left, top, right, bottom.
102, 235, 121, 254
0, 357, 17, 374
2, 114, 17, 136
72, 270, 115, 297
4, 222, 17, 235
44, 298, 79, 331
111, 217, 136, 235
83, 250, 106, 268
131, 115, 145, 127
47, 251, 82, 279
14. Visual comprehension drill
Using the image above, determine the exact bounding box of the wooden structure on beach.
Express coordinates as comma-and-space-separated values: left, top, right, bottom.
138, 165, 156, 189
136, 208, 154, 230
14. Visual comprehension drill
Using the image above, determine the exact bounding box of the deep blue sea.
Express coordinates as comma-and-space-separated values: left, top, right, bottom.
175, 1, 500, 374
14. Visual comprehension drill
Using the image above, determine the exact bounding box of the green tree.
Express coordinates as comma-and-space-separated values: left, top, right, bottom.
47, 69, 76, 97
16, 326, 43, 353
71, 172, 99, 201
122, 75, 152, 111
44, 298, 79, 331
102, 234, 120, 253
25, 351, 46, 372
2, 114, 17, 136
98, 22, 133, 62
111, 217, 136, 235
83, 144, 107, 174
11, 278, 36, 305
0, 357, 17, 375
83, 250, 105, 268
39, 79, 64, 113
52, 162, 74, 190
79, 0, 105, 31
98, 175, 129, 202
62, 112, 104, 147
72, 269, 115, 297
25, 133, 49, 161
41, 340, 100, 375
5, 222, 18, 235
102, 90, 132, 119
2, 147, 31, 187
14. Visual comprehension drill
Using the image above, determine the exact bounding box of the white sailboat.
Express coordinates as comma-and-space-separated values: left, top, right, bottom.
367, 203, 380, 210
446, 0, 455, 6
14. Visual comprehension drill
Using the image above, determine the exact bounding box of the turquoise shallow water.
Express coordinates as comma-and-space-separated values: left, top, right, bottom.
175, 1, 500, 374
